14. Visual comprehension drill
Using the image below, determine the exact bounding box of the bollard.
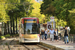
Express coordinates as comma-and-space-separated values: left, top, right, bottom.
72, 36, 73, 43
69, 36, 71, 42
70, 36, 72, 43
69, 36, 70, 41
73, 36, 75, 43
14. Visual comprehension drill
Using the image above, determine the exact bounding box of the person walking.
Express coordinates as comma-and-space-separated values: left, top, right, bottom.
61, 28, 65, 41
54, 28, 58, 41
64, 26, 69, 44
41, 30, 45, 40
45, 29, 48, 40
49, 28, 54, 41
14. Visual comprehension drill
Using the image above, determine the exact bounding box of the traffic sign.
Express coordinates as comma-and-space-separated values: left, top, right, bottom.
47, 21, 56, 29
50, 16, 54, 21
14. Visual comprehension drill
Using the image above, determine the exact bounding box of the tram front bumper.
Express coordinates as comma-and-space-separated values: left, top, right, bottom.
19, 38, 40, 43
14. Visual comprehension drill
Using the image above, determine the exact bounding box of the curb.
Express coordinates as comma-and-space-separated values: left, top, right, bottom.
40, 42, 64, 50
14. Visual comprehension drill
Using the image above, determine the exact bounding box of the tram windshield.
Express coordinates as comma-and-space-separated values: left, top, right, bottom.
24, 19, 38, 34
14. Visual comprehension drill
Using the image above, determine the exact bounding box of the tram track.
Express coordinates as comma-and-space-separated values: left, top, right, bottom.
8, 38, 28, 50
23, 44, 50, 50
8, 39, 15, 50
37, 44, 50, 50
1, 38, 50, 50
0, 38, 15, 50
23, 45, 31, 50
9, 41, 50, 50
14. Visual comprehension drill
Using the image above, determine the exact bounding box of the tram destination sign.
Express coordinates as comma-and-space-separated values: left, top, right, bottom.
25, 21, 36, 23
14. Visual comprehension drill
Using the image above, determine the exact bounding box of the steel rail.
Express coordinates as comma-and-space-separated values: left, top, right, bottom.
23, 45, 31, 50
23, 44, 50, 50
8, 39, 15, 50
37, 44, 50, 50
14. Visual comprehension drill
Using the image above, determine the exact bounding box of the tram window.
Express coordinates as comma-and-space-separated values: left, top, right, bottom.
24, 19, 38, 34
38, 24, 40, 28
32, 24, 37, 34
24, 23, 38, 34
36, 24, 40, 34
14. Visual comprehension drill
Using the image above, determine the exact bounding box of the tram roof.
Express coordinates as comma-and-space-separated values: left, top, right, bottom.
21, 17, 39, 24
22, 17, 38, 19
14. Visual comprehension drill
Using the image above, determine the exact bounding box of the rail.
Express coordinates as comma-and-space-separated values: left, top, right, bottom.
23, 44, 50, 50
3, 38, 50, 50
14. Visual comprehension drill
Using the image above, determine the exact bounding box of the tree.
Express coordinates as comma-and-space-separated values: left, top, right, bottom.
68, 9, 75, 34
7, 0, 32, 34
0, 1, 9, 23
40, 0, 75, 34
30, 0, 46, 23
40, 0, 55, 15
41, 0, 75, 21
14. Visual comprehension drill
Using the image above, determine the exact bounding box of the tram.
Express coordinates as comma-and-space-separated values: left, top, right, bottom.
19, 17, 40, 43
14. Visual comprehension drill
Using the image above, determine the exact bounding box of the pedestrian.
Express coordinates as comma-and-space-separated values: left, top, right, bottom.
49, 28, 54, 41
64, 26, 69, 44
41, 30, 45, 40
45, 29, 48, 40
61, 28, 65, 41
54, 28, 58, 41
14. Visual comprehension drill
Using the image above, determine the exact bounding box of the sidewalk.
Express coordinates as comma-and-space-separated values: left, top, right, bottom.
40, 38, 75, 50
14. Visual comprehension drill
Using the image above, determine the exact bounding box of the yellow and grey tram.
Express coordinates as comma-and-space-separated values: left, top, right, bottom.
19, 17, 40, 43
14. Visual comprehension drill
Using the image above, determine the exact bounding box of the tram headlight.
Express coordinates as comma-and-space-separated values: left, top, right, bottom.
20, 34, 24, 37
38, 34, 40, 37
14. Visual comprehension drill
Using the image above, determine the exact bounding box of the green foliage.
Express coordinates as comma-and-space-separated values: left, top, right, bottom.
4, 34, 10, 37
0, 34, 19, 39
0, 0, 32, 23
40, 0, 75, 34
55, 18, 67, 28
40, 0, 55, 15
30, 0, 46, 23
0, 36, 5, 39
68, 9, 75, 34
0, 1, 9, 23
5, 43, 8, 45
41, 0, 75, 20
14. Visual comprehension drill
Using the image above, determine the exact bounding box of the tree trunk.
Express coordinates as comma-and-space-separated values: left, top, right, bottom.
10, 16, 12, 34
16, 16, 17, 34
8, 21, 10, 34
13, 18, 15, 34
7, 21, 10, 34
4, 23, 7, 35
